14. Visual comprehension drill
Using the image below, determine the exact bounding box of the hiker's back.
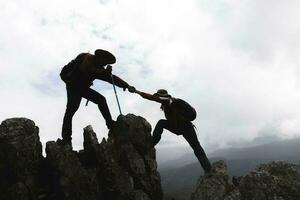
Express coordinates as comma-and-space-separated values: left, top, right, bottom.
163, 98, 197, 129
60, 53, 86, 83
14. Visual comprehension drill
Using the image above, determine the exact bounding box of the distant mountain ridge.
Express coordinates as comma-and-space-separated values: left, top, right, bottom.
210, 137, 300, 160
159, 137, 300, 200
159, 137, 300, 169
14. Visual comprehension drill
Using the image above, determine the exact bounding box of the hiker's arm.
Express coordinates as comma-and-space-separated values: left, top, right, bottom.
89, 65, 134, 91
138, 92, 169, 104
105, 74, 130, 89
99, 72, 136, 92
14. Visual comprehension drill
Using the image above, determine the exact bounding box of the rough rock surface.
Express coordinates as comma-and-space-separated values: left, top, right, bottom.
0, 118, 43, 200
191, 160, 300, 200
0, 114, 163, 200
2, 115, 300, 200
238, 161, 300, 200
191, 161, 240, 200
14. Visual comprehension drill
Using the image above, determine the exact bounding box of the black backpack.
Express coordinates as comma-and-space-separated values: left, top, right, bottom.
60, 53, 85, 83
171, 98, 197, 121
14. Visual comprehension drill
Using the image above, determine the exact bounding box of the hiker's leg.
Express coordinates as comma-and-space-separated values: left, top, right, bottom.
62, 85, 82, 142
182, 125, 212, 173
82, 88, 113, 129
152, 119, 174, 146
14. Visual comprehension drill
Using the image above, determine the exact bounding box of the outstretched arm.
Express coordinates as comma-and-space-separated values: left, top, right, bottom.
104, 74, 130, 89
136, 90, 170, 104
93, 65, 135, 92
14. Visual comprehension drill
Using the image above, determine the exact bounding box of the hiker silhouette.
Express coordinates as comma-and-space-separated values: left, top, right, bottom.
136, 89, 212, 173
60, 49, 135, 146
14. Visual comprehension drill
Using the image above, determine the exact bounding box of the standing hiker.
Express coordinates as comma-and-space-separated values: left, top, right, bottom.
60, 49, 135, 146
136, 89, 212, 173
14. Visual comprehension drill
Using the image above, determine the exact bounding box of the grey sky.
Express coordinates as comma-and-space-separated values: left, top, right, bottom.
1, 0, 300, 156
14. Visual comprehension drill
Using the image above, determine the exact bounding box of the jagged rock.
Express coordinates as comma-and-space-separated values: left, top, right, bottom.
111, 115, 161, 199
96, 138, 136, 200
191, 160, 240, 200
45, 141, 101, 200
0, 118, 43, 199
112, 114, 153, 155
83, 114, 163, 200
82, 125, 99, 167
238, 161, 300, 200
0, 114, 163, 200
191, 160, 300, 200
2, 116, 300, 200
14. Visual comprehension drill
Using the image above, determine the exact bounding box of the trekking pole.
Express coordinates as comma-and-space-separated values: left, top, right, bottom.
111, 74, 123, 115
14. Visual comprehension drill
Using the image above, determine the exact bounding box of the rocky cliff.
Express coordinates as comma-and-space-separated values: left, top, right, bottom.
191, 160, 300, 200
0, 114, 163, 200
1, 114, 300, 200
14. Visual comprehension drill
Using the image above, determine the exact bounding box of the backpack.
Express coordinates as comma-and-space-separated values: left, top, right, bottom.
171, 98, 197, 121
60, 53, 85, 83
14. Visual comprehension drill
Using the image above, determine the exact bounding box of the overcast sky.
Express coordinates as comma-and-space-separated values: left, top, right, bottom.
1, 0, 300, 157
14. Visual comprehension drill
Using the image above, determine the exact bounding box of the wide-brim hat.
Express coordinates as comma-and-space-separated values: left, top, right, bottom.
153, 89, 171, 97
94, 49, 116, 64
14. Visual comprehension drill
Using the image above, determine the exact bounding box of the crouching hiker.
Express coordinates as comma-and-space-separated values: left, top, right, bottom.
136, 89, 212, 174
59, 49, 135, 147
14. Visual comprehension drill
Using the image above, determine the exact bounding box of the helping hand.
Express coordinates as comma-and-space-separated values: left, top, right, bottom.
128, 86, 136, 93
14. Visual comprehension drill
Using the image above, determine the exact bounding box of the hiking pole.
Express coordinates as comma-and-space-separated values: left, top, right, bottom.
111, 74, 123, 115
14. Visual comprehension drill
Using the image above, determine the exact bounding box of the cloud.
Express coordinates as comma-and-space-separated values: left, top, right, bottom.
1, 0, 300, 154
